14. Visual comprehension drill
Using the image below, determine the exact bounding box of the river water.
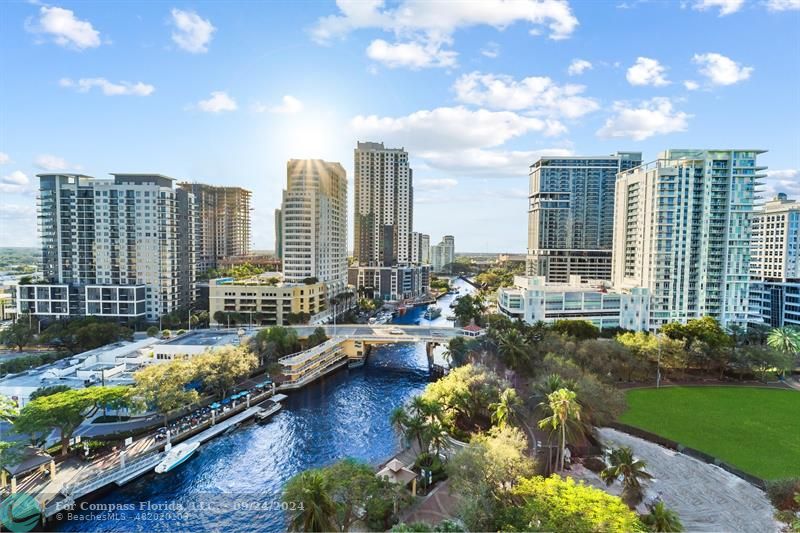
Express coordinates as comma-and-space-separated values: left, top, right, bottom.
55, 279, 473, 532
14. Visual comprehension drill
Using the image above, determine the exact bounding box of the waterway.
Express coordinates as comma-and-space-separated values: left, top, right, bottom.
55, 278, 473, 532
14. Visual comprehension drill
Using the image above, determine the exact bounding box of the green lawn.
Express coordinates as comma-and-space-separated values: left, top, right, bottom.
619, 386, 800, 480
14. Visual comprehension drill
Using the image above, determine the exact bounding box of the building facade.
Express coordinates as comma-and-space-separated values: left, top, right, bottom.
612, 149, 765, 329
348, 264, 431, 301
431, 235, 455, 273
749, 193, 800, 327
497, 275, 649, 331
350, 142, 430, 301
208, 277, 326, 326
16, 173, 197, 321
527, 152, 642, 283
277, 159, 348, 295
353, 142, 414, 266
176, 183, 251, 273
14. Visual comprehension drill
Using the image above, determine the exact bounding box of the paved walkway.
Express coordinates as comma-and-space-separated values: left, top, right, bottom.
401, 479, 459, 526
596, 428, 781, 532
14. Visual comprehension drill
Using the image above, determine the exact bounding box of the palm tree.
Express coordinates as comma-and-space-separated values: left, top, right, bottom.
426, 419, 449, 458
490, 388, 521, 428
642, 501, 683, 532
537, 388, 581, 472
767, 326, 800, 361
498, 329, 527, 368
600, 446, 653, 508
283, 470, 338, 532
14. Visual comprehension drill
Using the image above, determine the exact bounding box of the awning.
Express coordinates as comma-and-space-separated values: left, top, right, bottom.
3, 447, 53, 477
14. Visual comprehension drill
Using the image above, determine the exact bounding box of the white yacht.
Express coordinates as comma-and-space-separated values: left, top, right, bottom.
155, 441, 200, 474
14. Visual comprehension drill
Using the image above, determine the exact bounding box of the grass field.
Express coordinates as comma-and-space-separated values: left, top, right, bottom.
619, 386, 800, 480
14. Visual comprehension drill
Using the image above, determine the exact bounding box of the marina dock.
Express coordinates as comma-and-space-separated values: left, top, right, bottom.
42, 394, 285, 519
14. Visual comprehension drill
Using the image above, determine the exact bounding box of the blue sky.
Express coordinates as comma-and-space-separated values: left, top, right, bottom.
1, 0, 799, 252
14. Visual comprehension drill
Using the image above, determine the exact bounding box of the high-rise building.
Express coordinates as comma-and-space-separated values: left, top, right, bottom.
420, 234, 430, 264
527, 152, 642, 283
349, 142, 430, 301
749, 193, 800, 327
278, 159, 348, 294
176, 183, 251, 273
16, 173, 197, 321
274, 208, 283, 260
410, 232, 431, 265
431, 235, 455, 273
353, 141, 414, 266
612, 149, 765, 329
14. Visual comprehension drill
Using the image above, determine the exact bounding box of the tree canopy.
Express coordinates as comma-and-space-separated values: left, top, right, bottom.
501, 475, 645, 532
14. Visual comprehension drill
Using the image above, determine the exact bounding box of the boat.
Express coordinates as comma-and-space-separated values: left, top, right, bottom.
255, 401, 282, 422
155, 441, 200, 474
423, 305, 441, 320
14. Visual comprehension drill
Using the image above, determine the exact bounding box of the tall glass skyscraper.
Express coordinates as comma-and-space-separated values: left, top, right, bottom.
527, 152, 642, 283
612, 149, 766, 329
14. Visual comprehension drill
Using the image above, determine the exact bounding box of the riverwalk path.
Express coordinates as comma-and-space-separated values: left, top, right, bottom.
595, 428, 780, 532
11, 385, 278, 517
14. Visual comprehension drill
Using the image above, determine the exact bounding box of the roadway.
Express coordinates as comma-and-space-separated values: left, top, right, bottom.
174, 325, 464, 345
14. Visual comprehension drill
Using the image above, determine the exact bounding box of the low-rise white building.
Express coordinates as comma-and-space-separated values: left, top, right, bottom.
497, 275, 650, 331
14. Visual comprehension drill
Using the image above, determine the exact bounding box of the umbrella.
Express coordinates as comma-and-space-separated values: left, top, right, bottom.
221, 398, 231, 404
210, 402, 221, 409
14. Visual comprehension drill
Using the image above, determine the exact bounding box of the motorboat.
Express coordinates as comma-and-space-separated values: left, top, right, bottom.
423, 306, 441, 320
255, 401, 282, 422
155, 441, 200, 473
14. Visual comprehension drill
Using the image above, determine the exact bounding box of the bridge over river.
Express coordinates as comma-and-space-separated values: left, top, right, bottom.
286, 324, 466, 343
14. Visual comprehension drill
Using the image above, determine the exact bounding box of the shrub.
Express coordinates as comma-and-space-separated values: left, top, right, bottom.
146, 326, 159, 337
766, 478, 800, 511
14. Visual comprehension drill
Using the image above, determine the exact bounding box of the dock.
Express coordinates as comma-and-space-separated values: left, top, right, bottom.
43, 393, 286, 519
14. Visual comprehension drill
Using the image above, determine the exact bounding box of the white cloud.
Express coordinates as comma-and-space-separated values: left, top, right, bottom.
34, 154, 81, 171
481, 41, 500, 58
352, 106, 570, 177
0, 171, 32, 194
59, 77, 155, 96
766, 0, 800, 10
0, 204, 36, 219
0, 152, 9, 165
567, 58, 592, 76
170, 8, 215, 53
312, 0, 579, 42
692, 0, 745, 16
26, 5, 101, 50
683, 80, 700, 90
353, 106, 565, 155
596, 97, 691, 141
195, 91, 237, 113
312, 0, 578, 70
762, 169, 800, 198
255, 95, 304, 114
626, 57, 670, 86
366, 38, 457, 69
692, 52, 753, 85
453, 71, 599, 118
415, 178, 459, 191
